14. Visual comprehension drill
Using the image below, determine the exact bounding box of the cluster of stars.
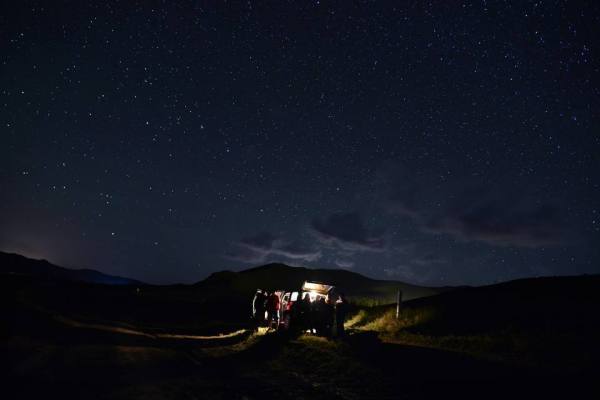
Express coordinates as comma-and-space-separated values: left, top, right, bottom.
1, 1, 598, 285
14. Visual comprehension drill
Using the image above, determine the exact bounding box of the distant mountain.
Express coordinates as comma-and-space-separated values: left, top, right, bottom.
0, 251, 142, 285
197, 262, 450, 302
0, 252, 449, 301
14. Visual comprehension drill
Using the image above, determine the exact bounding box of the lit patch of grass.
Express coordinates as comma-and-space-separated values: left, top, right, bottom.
348, 296, 392, 307
355, 308, 522, 362
361, 309, 402, 333
344, 309, 367, 328
350, 306, 437, 332
198, 331, 263, 357
298, 333, 339, 349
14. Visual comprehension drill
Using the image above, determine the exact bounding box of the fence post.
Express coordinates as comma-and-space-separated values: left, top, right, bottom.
396, 289, 403, 319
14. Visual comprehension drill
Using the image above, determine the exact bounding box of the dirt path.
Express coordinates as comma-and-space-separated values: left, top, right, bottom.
6, 315, 598, 400
54, 314, 249, 342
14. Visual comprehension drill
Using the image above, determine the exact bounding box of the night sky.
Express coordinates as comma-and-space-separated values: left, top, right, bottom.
2, 1, 599, 285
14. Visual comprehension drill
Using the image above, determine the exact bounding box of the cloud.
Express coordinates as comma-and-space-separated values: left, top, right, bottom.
376, 161, 423, 219
238, 232, 278, 251
225, 232, 322, 264
411, 254, 447, 267
423, 202, 565, 248
383, 264, 420, 281
224, 244, 265, 264
334, 259, 355, 269
311, 212, 386, 252
378, 163, 568, 248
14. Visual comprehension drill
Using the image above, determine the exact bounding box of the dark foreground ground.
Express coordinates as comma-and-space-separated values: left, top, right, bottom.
4, 274, 600, 399
4, 307, 599, 400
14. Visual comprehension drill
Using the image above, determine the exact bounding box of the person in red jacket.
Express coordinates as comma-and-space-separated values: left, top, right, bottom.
266, 291, 281, 331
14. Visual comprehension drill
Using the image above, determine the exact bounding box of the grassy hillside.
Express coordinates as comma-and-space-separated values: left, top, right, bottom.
349, 274, 600, 371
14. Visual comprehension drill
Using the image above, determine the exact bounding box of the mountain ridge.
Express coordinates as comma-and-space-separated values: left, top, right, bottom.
0, 251, 143, 285
0, 252, 445, 301
199, 261, 445, 302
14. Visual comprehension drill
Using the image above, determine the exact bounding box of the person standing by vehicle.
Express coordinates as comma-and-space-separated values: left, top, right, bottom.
287, 292, 300, 333
335, 293, 348, 337
324, 295, 335, 337
315, 296, 329, 336
266, 291, 280, 331
298, 292, 312, 333
252, 289, 266, 331
309, 294, 319, 334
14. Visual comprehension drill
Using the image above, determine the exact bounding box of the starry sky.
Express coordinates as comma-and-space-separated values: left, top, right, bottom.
1, 1, 599, 285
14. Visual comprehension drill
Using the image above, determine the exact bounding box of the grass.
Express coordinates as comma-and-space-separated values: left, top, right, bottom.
358, 306, 437, 332
347, 303, 600, 372
266, 333, 388, 400
349, 306, 511, 363
347, 296, 395, 307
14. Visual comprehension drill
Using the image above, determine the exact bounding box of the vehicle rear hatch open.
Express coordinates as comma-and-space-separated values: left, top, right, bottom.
302, 281, 335, 295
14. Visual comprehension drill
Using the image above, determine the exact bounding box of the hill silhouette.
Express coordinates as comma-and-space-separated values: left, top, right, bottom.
0, 251, 142, 285
197, 262, 446, 303
0, 252, 445, 303
404, 273, 600, 335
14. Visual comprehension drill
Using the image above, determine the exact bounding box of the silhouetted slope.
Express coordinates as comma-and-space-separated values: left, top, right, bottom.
198, 262, 445, 302
403, 274, 600, 335
349, 274, 600, 373
0, 251, 142, 285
